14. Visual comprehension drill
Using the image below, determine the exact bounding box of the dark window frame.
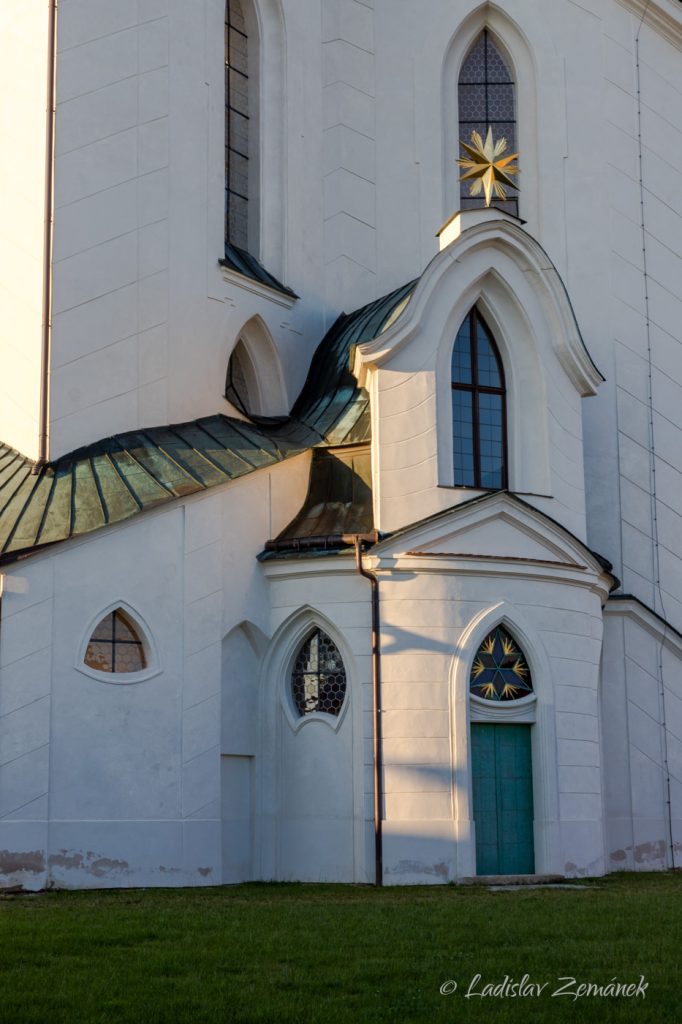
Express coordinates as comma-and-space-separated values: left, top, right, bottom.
225, 0, 250, 247
452, 308, 508, 490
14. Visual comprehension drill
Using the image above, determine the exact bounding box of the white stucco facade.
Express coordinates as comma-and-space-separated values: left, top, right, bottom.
1, 0, 681, 888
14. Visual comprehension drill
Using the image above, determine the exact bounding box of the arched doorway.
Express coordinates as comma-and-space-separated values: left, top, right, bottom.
469, 625, 535, 874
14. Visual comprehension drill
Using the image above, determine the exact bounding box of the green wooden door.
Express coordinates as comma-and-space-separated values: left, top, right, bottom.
471, 723, 534, 875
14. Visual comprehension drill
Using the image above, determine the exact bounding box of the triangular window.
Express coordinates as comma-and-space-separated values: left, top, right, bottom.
85, 609, 147, 674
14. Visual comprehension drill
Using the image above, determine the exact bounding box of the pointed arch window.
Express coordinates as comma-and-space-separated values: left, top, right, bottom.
458, 29, 518, 216
225, 338, 256, 416
291, 629, 347, 718
470, 626, 533, 702
225, 0, 250, 249
452, 308, 507, 489
84, 609, 147, 674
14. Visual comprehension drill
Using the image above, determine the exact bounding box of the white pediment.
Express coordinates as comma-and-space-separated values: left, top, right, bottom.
414, 512, 579, 565
377, 493, 602, 575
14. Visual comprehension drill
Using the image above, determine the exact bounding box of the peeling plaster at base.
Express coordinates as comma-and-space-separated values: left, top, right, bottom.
634, 840, 666, 865
48, 850, 129, 878
385, 860, 451, 880
0, 850, 46, 874
197, 867, 213, 877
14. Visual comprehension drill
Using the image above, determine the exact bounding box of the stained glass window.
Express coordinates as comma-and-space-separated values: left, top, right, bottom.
291, 629, 347, 717
452, 308, 506, 489
226, 0, 249, 248
458, 29, 518, 216
470, 627, 533, 701
85, 609, 147, 674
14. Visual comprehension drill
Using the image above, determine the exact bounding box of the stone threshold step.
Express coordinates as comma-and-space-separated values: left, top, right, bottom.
459, 874, 565, 886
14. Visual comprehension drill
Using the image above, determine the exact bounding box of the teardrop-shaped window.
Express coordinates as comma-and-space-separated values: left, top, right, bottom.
84, 609, 147, 674
291, 629, 347, 717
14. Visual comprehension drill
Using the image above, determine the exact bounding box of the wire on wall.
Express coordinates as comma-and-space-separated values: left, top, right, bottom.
635, 1, 676, 870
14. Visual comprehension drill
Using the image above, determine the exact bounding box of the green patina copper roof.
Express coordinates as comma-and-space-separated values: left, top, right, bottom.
219, 244, 298, 299
0, 280, 415, 564
260, 445, 374, 559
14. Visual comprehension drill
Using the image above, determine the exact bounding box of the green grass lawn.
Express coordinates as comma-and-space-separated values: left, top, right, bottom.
0, 873, 679, 1023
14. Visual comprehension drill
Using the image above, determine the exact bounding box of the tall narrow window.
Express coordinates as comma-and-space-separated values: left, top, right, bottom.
225, 0, 249, 249
458, 30, 518, 216
291, 629, 347, 718
452, 309, 507, 489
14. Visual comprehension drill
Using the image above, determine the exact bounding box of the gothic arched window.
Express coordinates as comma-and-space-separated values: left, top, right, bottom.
84, 609, 147, 674
291, 629, 347, 717
225, 339, 256, 416
225, 0, 250, 249
458, 29, 518, 216
470, 627, 533, 702
452, 308, 507, 489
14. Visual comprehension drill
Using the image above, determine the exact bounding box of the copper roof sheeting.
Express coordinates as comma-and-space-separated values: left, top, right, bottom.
260, 445, 374, 558
0, 280, 415, 564
219, 243, 298, 299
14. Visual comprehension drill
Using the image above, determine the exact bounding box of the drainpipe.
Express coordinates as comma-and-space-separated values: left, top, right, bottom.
354, 537, 383, 887
35, 0, 58, 473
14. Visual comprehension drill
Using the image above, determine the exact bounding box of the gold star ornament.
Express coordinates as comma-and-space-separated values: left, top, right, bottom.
457, 128, 519, 207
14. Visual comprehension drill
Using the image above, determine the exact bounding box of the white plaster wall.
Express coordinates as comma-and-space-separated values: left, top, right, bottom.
259, 566, 373, 883
601, 603, 682, 871
0, 454, 309, 889
583, 6, 682, 636
49, 0, 328, 460
375, 568, 606, 883
0, 2, 49, 460
365, 225, 592, 540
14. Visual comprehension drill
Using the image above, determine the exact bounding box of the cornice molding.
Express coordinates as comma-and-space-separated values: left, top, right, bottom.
605, 595, 682, 658
220, 265, 297, 310
614, 0, 682, 52
352, 211, 604, 397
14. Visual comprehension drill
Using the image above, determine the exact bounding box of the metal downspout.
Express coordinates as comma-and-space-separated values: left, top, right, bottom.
35, 0, 58, 473
354, 537, 383, 887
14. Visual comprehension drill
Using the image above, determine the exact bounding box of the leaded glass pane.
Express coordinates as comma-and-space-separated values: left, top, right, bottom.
451, 308, 506, 490
476, 320, 502, 388
291, 629, 347, 717
453, 389, 475, 487
225, 0, 249, 248
451, 319, 472, 384
478, 392, 504, 489
90, 612, 114, 642
114, 610, 138, 644
85, 642, 112, 672
470, 627, 533, 701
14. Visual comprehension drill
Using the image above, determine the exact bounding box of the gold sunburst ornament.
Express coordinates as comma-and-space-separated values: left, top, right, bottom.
457, 128, 519, 207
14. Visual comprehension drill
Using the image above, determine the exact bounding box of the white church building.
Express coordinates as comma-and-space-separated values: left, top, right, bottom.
1, 0, 681, 888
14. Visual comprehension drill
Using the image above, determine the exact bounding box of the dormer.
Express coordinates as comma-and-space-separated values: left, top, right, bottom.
354, 209, 603, 540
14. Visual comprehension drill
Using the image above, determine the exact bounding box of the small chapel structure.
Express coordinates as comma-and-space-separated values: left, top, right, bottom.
0, 0, 681, 887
